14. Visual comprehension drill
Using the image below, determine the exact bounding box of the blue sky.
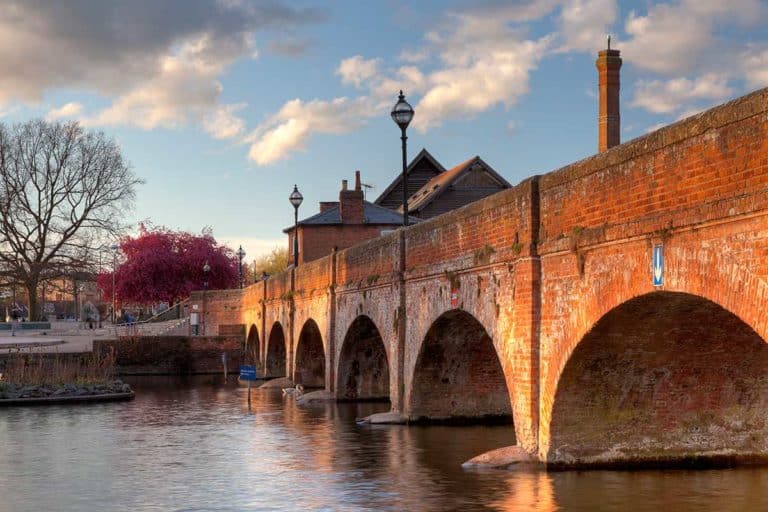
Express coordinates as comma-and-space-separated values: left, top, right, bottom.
2, 0, 767, 259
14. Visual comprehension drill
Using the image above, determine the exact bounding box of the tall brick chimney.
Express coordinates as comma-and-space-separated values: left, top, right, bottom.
596, 38, 622, 152
339, 171, 364, 223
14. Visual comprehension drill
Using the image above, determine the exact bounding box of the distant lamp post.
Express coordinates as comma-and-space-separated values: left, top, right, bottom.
236, 245, 246, 289
202, 260, 210, 336
110, 243, 119, 323
391, 90, 415, 227
289, 185, 304, 267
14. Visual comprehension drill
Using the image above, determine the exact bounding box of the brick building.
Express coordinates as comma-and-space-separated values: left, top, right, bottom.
374, 150, 511, 220
284, 171, 410, 265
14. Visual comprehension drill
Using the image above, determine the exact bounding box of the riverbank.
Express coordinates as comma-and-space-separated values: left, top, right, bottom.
0, 380, 134, 405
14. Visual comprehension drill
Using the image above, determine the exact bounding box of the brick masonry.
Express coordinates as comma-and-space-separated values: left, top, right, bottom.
198, 87, 768, 467
94, 336, 242, 375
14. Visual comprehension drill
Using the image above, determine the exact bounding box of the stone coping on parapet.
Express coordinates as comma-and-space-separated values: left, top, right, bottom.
0, 392, 134, 406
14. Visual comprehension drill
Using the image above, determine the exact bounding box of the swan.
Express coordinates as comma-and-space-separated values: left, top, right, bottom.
282, 384, 304, 397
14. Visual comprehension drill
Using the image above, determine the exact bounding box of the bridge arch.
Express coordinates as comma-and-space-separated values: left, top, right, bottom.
293, 319, 325, 388
407, 309, 513, 422
337, 315, 390, 401
547, 291, 768, 467
245, 324, 260, 365
265, 321, 287, 378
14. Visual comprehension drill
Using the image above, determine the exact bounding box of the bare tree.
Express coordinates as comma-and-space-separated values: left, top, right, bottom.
0, 120, 142, 320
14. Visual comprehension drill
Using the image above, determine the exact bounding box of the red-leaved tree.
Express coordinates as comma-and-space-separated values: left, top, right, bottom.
97, 225, 238, 306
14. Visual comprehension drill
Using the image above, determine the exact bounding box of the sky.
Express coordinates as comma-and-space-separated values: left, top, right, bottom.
1, 0, 767, 260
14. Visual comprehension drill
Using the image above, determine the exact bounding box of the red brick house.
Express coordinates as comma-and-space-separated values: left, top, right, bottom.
284, 171, 411, 265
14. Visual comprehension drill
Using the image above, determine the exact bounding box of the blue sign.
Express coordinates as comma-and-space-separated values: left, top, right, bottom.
653, 244, 664, 286
239, 365, 258, 381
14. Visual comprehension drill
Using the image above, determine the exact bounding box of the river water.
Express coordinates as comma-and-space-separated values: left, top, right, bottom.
1, 376, 768, 511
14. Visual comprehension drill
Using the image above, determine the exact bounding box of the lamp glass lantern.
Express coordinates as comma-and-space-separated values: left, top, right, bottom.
390, 90, 414, 130
289, 185, 303, 267
289, 185, 303, 209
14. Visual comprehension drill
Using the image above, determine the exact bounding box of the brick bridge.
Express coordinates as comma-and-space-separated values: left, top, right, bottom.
196, 88, 768, 468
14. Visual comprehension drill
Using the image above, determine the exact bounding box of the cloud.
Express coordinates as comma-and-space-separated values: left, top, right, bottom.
246, 96, 374, 165
631, 74, 733, 114
247, 2, 557, 164
411, 9, 553, 131
621, 0, 764, 75
0, 1, 322, 134
204, 103, 246, 140
337, 56, 381, 88
556, 0, 616, 52
742, 45, 768, 89
268, 37, 312, 57
46, 102, 83, 120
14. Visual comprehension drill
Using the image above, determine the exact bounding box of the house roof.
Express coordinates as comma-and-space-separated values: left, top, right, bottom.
283, 201, 417, 232
373, 148, 446, 205
401, 156, 512, 213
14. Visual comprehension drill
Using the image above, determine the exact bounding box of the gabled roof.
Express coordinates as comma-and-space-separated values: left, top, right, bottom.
373, 148, 446, 205
402, 156, 512, 213
283, 201, 417, 232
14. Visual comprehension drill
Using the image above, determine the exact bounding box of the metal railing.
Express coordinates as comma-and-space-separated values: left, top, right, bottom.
113, 299, 191, 337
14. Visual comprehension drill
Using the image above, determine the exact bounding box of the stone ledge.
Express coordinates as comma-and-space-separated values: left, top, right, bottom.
462, 445, 541, 470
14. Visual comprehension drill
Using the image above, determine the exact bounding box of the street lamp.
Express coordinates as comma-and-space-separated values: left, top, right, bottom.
110, 244, 119, 323
202, 260, 210, 336
289, 185, 303, 267
391, 90, 415, 227
236, 245, 246, 289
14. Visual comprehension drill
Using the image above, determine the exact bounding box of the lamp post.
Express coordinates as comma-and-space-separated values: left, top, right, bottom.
237, 245, 246, 289
289, 185, 303, 267
110, 244, 119, 323
202, 260, 210, 336
391, 90, 415, 227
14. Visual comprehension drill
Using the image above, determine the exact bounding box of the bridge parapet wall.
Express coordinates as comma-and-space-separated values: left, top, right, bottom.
189, 289, 244, 336
404, 177, 537, 277
336, 232, 399, 292
539, 88, 768, 254
265, 269, 292, 303
294, 254, 332, 300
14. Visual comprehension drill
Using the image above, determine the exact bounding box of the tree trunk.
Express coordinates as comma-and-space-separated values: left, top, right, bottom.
26, 281, 39, 321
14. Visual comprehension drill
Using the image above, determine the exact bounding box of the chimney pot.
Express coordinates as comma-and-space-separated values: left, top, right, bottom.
355, 170, 361, 191
342, 179, 348, 191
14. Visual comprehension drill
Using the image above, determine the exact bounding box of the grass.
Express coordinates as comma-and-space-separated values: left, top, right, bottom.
0, 348, 116, 386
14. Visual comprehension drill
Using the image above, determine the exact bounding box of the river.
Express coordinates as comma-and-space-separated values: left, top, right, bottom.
1, 376, 767, 511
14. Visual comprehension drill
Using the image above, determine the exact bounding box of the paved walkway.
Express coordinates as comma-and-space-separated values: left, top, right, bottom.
0, 321, 115, 353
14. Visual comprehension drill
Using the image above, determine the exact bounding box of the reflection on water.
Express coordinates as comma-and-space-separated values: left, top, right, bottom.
1, 376, 767, 511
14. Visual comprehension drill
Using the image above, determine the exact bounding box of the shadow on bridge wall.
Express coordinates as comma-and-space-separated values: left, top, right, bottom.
246, 324, 260, 366
266, 321, 287, 378
337, 315, 390, 401
294, 319, 325, 388
407, 309, 513, 424
547, 291, 768, 468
